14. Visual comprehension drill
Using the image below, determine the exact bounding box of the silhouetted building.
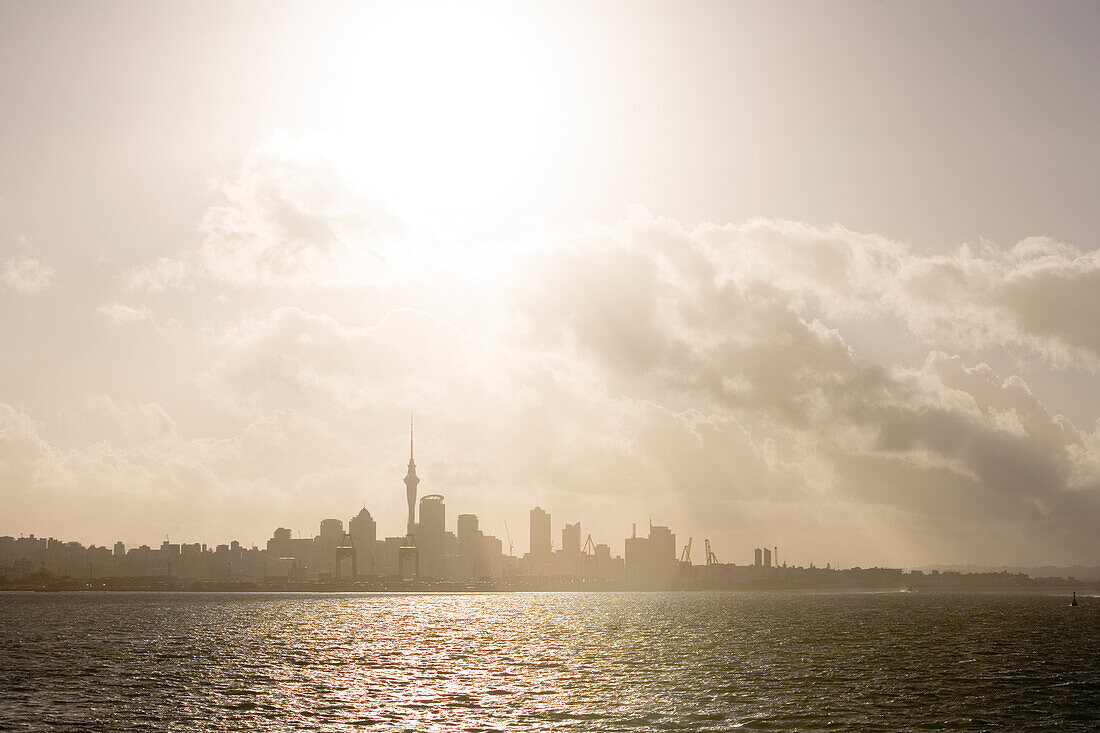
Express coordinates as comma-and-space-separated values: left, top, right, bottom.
416, 495, 445, 578
763, 547, 772, 568
316, 518, 344, 575
319, 519, 343, 545
648, 524, 676, 567
561, 522, 581, 576
458, 513, 483, 577
530, 507, 550, 559
348, 507, 377, 576
755, 548, 763, 567
625, 522, 677, 585
625, 524, 648, 580
398, 541, 418, 580
562, 523, 581, 559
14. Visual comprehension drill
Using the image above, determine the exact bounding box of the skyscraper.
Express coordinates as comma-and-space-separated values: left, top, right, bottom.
457, 513, 483, 576
404, 416, 420, 538
648, 524, 676, 567
417, 494, 445, 578
349, 507, 377, 577
319, 519, 344, 545
625, 523, 648, 580
562, 522, 581, 560
530, 506, 550, 558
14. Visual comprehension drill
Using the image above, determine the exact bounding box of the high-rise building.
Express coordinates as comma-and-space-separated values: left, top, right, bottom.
457, 513, 483, 577
648, 524, 676, 567
754, 547, 763, 567
404, 417, 420, 537
319, 519, 344, 545
316, 519, 345, 576
763, 547, 772, 568
457, 514, 480, 554
417, 495, 446, 578
562, 522, 581, 560
625, 523, 648, 580
348, 507, 377, 576
625, 522, 677, 583
530, 507, 551, 558
398, 540, 418, 580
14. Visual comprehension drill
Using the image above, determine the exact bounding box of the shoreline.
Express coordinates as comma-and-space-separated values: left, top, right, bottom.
3, 582, 1094, 594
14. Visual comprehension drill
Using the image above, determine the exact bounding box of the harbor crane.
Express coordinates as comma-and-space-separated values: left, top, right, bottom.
582, 534, 596, 556
705, 539, 719, 566
679, 537, 692, 564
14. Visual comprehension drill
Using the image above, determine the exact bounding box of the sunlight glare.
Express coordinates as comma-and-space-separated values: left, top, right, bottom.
317, 2, 572, 225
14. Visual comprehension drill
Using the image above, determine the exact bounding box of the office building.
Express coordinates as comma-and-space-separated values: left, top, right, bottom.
562, 523, 581, 560
348, 508, 377, 577
530, 507, 551, 558
417, 495, 446, 578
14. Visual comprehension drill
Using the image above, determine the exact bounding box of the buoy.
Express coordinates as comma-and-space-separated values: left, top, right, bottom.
1071, 591, 1078, 607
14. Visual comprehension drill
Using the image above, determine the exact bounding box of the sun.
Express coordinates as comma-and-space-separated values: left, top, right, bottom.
313, 1, 574, 225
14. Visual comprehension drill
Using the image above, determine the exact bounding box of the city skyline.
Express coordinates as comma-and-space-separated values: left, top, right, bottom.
3, 2, 1100, 569
2, 2, 1100, 726
7, 427, 1091, 590
2, 5, 1097, 730
2, 427, 784, 572
2, 423, 1093, 583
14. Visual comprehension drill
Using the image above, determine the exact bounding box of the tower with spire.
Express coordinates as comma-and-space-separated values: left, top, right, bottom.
404, 415, 419, 538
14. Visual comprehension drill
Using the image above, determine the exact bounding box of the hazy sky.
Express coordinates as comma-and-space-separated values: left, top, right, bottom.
2, 0, 1099, 566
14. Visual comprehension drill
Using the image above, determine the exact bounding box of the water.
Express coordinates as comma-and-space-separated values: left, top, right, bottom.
0, 591, 1096, 731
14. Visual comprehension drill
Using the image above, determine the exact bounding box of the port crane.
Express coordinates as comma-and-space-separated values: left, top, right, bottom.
582, 534, 596, 556
679, 537, 692, 563
503, 521, 514, 556
705, 539, 719, 566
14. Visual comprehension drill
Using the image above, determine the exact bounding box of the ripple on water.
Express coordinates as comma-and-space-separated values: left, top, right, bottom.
0, 591, 1097, 731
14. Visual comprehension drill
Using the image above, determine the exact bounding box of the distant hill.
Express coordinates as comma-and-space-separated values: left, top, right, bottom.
913, 565, 1100, 582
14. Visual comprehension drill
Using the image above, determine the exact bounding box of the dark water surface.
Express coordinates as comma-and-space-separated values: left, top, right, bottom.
1, 591, 1096, 731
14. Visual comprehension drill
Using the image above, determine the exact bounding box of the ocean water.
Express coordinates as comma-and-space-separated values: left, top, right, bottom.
0, 591, 1096, 731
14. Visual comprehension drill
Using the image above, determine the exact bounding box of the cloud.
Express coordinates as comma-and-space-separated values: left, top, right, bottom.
1, 255, 55, 292
891, 237, 1100, 366
204, 306, 474, 414
125, 257, 193, 293
571, 213, 1100, 369
13, 180, 1100, 562
516, 215, 1100, 561
57, 395, 176, 447
0, 399, 370, 545
97, 303, 153, 324
197, 139, 406, 287
125, 144, 1100, 364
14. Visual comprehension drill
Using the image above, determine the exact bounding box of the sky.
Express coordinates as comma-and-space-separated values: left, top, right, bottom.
2, 0, 1099, 567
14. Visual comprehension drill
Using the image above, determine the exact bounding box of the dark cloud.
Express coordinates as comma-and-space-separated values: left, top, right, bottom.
517, 217, 1100, 561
